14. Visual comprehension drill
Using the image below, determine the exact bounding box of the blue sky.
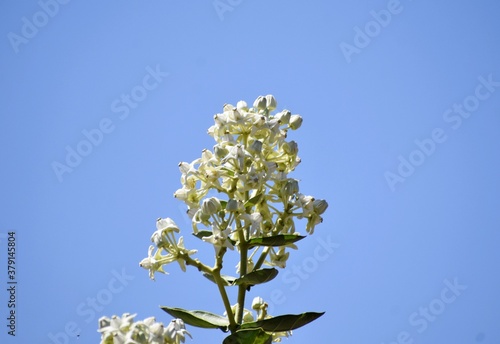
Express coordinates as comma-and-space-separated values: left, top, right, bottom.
1, 1, 500, 343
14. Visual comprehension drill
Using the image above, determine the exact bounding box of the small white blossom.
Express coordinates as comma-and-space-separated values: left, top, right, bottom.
266, 247, 290, 268
202, 223, 234, 255
98, 314, 191, 344
164, 319, 192, 344
252, 296, 265, 310
139, 246, 174, 280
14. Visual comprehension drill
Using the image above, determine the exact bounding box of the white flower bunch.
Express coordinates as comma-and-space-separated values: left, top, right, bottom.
98, 314, 191, 344
100, 95, 329, 344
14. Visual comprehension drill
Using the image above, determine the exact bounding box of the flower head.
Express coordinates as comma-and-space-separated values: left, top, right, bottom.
164, 319, 192, 344
151, 218, 180, 247
98, 314, 191, 344
202, 223, 234, 255
139, 245, 173, 280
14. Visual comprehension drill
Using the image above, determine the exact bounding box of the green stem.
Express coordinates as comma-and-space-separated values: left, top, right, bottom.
182, 254, 212, 274
253, 246, 271, 271
183, 251, 237, 331
236, 221, 248, 324
212, 270, 237, 331
213, 248, 238, 332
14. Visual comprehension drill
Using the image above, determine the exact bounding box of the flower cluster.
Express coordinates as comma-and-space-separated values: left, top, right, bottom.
139, 218, 197, 280
173, 95, 328, 268
98, 313, 191, 344
105, 95, 328, 344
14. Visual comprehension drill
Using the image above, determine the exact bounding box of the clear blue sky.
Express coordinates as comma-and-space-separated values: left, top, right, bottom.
1, 1, 500, 343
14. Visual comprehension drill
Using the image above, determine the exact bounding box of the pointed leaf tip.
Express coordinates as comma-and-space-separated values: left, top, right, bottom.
248, 235, 305, 248
161, 306, 229, 331
233, 268, 278, 287
240, 311, 325, 332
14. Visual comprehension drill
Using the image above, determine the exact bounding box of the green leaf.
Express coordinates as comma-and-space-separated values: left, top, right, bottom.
223, 329, 273, 344
220, 200, 228, 209
203, 272, 237, 286
240, 312, 325, 332
247, 235, 305, 248
244, 193, 263, 208
160, 306, 229, 331
193, 230, 237, 246
193, 230, 213, 240
233, 268, 278, 287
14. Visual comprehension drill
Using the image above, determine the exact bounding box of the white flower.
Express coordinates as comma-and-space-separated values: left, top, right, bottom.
274, 109, 291, 124
148, 321, 165, 344
266, 247, 289, 269
222, 144, 251, 173
296, 194, 315, 218
151, 218, 180, 247
202, 223, 234, 255
272, 329, 292, 342
139, 246, 173, 280
168, 236, 197, 272
242, 309, 255, 323
164, 319, 192, 344
174, 187, 204, 209
252, 297, 265, 310
98, 314, 190, 344
306, 213, 323, 234
156, 218, 180, 233
98, 313, 137, 344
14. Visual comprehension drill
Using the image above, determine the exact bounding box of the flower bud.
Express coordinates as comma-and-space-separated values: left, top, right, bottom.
313, 199, 329, 215
225, 199, 240, 212
225, 199, 237, 212
236, 100, 248, 111
284, 179, 300, 196
242, 309, 254, 323
274, 110, 291, 124
223, 103, 234, 112
282, 140, 298, 155
214, 113, 228, 126
98, 316, 111, 329
178, 162, 190, 175
174, 188, 188, 201
266, 162, 277, 174
201, 149, 214, 162
265, 95, 277, 111
253, 96, 267, 110
149, 322, 164, 336
248, 140, 263, 154
253, 115, 267, 127
228, 108, 244, 123
201, 197, 221, 216
252, 296, 265, 310
289, 114, 303, 130
194, 209, 211, 223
